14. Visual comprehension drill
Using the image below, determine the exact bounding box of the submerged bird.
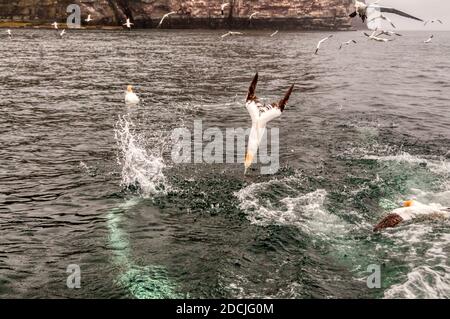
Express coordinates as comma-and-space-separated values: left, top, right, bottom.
424, 19, 443, 26
375, 30, 402, 37
368, 14, 396, 29
123, 18, 134, 29
7, 29, 12, 39
364, 31, 392, 42
374, 199, 450, 232
315, 35, 333, 54
158, 12, 176, 28
244, 73, 294, 174
249, 12, 259, 20
59, 29, 66, 38
424, 35, 434, 43
349, 0, 423, 24
339, 39, 357, 49
125, 85, 139, 105
221, 3, 230, 16
52, 21, 59, 29
221, 31, 243, 38
270, 30, 279, 37
85, 14, 93, 23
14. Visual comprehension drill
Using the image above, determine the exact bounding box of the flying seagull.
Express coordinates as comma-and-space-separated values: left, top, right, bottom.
244, 73, 294, 174
424, 19, 443, 26
375, 30, 402, 37
364, 31, 392, 42
339, 39, 357, 50
59, 29, 66, 38
368, 14, 396, 29
51, 22, 59, 29
123, 18, 134, 29
85, 14, 93, 22
221, 31, 243, 38
249, 12, 259, 20
315, 35, 333, 54
349, 0, 423, 24
270, 30, 279, 37
158, 12, 176, 28
424, 35, 434, 43
221, 3, 230, 16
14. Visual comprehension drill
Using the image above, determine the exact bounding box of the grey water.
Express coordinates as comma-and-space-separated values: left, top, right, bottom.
0, 29, 449, 299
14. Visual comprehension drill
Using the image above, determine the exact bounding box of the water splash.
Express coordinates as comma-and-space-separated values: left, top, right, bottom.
114, 115, 168, 196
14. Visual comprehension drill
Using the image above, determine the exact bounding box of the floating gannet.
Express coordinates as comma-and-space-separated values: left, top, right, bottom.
85, 14, 93, 23
125, 85, 139, 105
424, 19, 443, 26
244, 73, 294, 174
424, 35, 434, 43
375, 30, 402, 37
221, 3, 230, 16
123, 18, 134, 29
349, 0, 423, 24
374, 199, 450, 232
158, 12, 176, 28
368, 14, 396, 29
249, 12, 259, 20
221, 31, 243, 38
7, 29, 12, 39
315, 35, 333, 54
270, 30, 279, 37
364, 31, 392, 42
52, 21, 59, 29
59, 29, 66, 38
339, 39, 357, 49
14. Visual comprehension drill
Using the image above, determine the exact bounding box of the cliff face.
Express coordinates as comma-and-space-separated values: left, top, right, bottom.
0, 0, 354, 30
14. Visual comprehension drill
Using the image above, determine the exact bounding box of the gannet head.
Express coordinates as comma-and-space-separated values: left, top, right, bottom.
244, 152, 254, 175
402, 200, 415, 207
127, 85, 133, 93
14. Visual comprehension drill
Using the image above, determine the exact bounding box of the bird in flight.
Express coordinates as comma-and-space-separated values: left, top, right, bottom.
123, 18, 134, 29
221, 3, 230, 16
270, 30, 279, 37
85, 14, 93, 23
424, 35, 434, 43
221, 31, 243, 38
60, 29, 66, 38
158, 12, 176, 28
424, 19, 443, 26
244, 73, 294, 174
52, 22, 58, 29
375, 30, 402, 37
339, 40, 357, 50
364, 31, 393, 42
249, 12, 259, 20
349, 0, 423, 24
315, 35, 333, 54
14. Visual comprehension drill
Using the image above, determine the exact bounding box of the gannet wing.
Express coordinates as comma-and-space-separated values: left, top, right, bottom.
379, 7, 423, 22
246, 73, 260, 124
258, 84, 294, 127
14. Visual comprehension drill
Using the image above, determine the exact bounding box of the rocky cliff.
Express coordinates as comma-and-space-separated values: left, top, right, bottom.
0, 0, 354, 30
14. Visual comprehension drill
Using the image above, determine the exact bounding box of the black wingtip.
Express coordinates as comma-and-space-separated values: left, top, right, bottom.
246, 73, 258, 101
278, 84, 295, 112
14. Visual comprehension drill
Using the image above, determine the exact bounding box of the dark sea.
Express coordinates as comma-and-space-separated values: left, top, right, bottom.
0, 29, 449, 299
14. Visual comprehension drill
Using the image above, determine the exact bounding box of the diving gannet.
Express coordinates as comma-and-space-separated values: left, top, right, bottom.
123, 18, 134, 29
244, 73, 294, 174
424, 35, 434, 43
424, 19, 443, 26
349, 0, 423, 24
374, 199, 450, 232
339, 39, 357, 49
315, 35, 333, 54
125, 85, 139, 105
221, 3, 230, 16
375, 30, 402, 37
158, 12, 176, 28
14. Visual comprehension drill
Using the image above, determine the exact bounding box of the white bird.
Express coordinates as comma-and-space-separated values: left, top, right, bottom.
339, 39, 357, 49
375, 30, 402, 37
85, 14, 93, 22
368, 14, 396, 29
249, 12, 259, 20
125, 85, 140, 105
364, 31, 392, 42
123, 18, 134, 29
270, 30, 279, 37
221, 31, 243, 38
244, 73, 294, 174
424, 19, 443, 26
158, 12, 176, 28
315, 35, 333, 54
424, 35, 434, 43
7, 29, 12, 39
374, 199, 450, 231
51, 21, 58, 29
59, 29, 66, 38
221, 3, 230, 16
349, 0, 423, 24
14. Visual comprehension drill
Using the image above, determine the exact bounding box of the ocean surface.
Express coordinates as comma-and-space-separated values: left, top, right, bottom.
0, 29, 449, 299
